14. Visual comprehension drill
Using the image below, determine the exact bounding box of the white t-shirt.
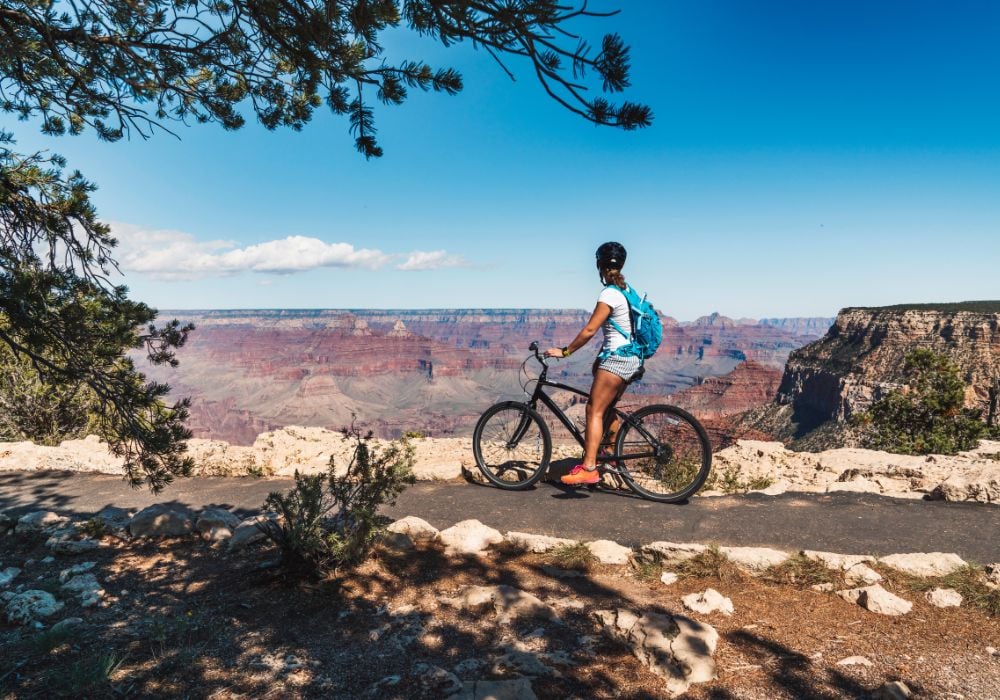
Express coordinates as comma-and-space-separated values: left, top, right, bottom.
597, 286, 632, 355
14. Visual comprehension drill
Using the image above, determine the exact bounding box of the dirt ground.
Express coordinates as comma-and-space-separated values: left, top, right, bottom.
1, 531, 999, 699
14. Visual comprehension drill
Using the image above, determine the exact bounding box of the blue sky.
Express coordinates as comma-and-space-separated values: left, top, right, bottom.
12, 0, 1000, 319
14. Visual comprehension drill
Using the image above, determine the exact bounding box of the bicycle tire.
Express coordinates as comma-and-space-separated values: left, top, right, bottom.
614, 404, 712, 503
472, 401, 552, 490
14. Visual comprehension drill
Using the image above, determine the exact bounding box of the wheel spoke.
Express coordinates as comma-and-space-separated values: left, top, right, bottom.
475, 405, 548, 486
618, 406, 711, 500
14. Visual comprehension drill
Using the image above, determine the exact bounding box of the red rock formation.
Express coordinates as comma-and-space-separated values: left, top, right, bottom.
146, 309, 829, 443
668, 361, 783, 420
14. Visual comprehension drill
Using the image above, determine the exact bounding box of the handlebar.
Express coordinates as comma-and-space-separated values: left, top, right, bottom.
528, 341, 549, 367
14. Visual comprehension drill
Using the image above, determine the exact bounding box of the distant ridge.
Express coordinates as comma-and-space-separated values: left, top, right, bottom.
843, 301, 1000, 313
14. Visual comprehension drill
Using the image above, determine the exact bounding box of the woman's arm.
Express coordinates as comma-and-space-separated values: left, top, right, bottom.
544, 302, 612, 358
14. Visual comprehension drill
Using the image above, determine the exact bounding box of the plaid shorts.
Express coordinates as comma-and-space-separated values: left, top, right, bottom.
596, 353, 642, 381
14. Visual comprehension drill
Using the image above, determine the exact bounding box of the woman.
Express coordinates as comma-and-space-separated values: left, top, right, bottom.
545, 241, 642, 486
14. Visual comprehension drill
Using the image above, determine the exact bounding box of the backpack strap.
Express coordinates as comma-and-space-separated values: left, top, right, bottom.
604, 285, 633, 341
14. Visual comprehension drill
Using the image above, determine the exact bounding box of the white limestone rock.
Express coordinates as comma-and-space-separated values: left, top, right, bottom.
924, 587, 963, 608
195, 508, 241, 542
504, 531, 576, 553
593, 608, 718, 697
61, 573, 105, 607
15, 511, 70, 535
660, 572, 679, 585
584, 540, 632, 565
640, 541, 707, 564
719, 546, 789, 573
682, 588, 734, 616
229, 514, 276, 550
437, 519, 503, 555
387, 516, 439, 544
836, 656, 873, 667
4, 589, 64, 624
878, 552, 967, 578
0, 567, 20, 587
129, 504, 196, 538
837, 584, 912, 616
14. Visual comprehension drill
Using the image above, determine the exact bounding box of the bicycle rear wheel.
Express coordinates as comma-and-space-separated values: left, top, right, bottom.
615, 404, 712, 503
472, 401, 551, 490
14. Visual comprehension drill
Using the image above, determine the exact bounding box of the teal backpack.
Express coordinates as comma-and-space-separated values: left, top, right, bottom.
603, 285, 663, 362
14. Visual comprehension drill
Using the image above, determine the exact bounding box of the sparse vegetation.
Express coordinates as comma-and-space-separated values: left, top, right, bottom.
547, 542, 596, 570
259, 424, 415, 580
77, 518, 110, 539
403, 430, 426, 440
760, 554, 839, 588
705, 465, 774, 494
40, 650, 126, 696
673, 545, 742, 581
888, 564, 1000, 618
630, 558, 664, 583
852, 348, 997, 455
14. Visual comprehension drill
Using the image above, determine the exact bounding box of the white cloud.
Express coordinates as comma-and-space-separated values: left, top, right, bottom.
110, 222, 438, 280
397, 250, 468, 271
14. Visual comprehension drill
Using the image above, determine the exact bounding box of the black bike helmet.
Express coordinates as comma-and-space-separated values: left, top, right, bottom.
595, 241, 627, 268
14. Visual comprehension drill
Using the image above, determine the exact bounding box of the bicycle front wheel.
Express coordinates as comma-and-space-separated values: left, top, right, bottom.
615, 404, 712, 503
472, 401, 551, 490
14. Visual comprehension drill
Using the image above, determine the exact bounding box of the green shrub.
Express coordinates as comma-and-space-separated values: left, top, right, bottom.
704, 465, 774, 494
852, 348, 994, 455
403, 430, 426, 439
259, 425, 415, 580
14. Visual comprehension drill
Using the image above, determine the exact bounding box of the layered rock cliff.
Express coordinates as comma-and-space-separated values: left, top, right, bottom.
145, 309, 830, 443
759, 303, 1000, 441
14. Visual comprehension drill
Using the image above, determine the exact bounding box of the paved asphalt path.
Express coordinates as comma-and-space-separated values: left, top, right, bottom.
1, 471, 997, 561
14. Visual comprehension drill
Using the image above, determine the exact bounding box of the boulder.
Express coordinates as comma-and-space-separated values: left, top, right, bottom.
448, 678, 537, 700
129, 504, 196, 538
504, 531, 576, 554
229, 514, 275, 550
929, 467, 1000, 503
437, 520, 503, 555
878, 552, 967, 577
681, 588, 734, 616
844, 564, 883, 585
0, 567, 20, 587
15, 511, 70, 535
584, 540, 632, 565
61, 573, 105, 607
718, 546, 789, 573
387, 516, 439, 544
59, 562, 96, 583
837, 585, 912, 616
46, 530, 101, 555
195, 508, 241, 542
4, 589, 64, 625
93, 506, 134, 534
593, 608, 718, 697
639, 541, 707, 564
802, 551, 882, 584
924, 587, 962, 608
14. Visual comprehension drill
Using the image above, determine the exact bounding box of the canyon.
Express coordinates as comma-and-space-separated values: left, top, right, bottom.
748, 302, 1000, 445
141, 309, 832, 444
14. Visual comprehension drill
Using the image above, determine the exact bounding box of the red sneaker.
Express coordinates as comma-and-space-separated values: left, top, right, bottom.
561, 464, 600, 485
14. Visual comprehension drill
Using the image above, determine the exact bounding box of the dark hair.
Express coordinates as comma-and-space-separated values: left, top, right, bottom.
600, 266, 627, 290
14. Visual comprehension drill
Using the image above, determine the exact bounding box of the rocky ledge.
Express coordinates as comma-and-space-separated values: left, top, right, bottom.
1, 430, 998, 504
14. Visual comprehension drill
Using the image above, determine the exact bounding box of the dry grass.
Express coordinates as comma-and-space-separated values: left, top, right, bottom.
546, 542, 595, 570
882, 564, 1000, 617
760, 554, 841, 588
673, 545, 745, 582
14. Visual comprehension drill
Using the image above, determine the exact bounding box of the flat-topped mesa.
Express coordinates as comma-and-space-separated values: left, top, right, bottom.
775, 303, 1000, 433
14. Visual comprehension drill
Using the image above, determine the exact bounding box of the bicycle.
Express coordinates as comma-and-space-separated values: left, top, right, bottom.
471, 342, 713, 503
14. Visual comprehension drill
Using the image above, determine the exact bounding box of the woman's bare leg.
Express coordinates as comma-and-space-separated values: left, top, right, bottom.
582, 369, 627, 468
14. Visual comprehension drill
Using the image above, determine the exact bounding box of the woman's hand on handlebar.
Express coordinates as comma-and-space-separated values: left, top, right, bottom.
543, 347, 565, 359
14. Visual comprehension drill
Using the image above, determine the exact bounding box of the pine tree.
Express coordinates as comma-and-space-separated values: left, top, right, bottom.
0, 1, 650, 490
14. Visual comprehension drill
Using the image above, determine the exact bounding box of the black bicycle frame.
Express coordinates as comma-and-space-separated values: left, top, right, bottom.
520, 363, 658, 464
